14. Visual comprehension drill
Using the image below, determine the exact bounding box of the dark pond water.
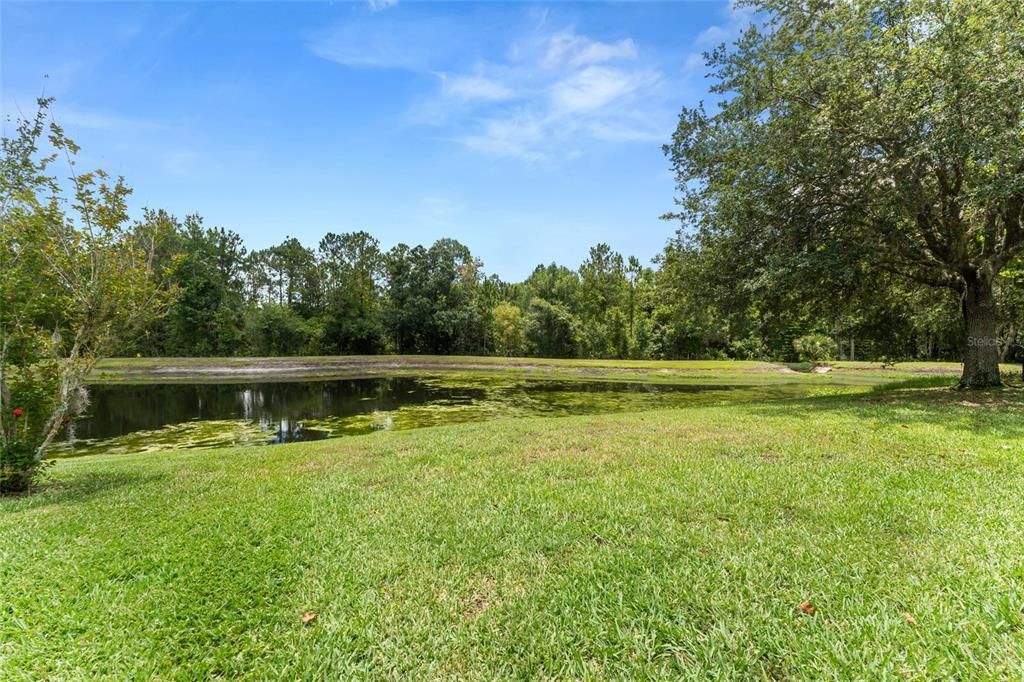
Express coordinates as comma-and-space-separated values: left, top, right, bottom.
58, 375, 818, 457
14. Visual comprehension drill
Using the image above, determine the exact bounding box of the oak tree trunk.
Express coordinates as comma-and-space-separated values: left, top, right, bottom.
959, 273, 1002, 388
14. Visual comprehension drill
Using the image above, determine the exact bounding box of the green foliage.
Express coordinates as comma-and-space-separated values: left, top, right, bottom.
0, 363, 60, 493
244, 304, 323, 356
157, 214, 247, 356
792, 334, 837, 365
1, 98, 165, 491
729, 337, 766, 361
665, 0, 1024, 387
102, 197, 1007, 369
4, 387, 1024, 676
524, 298, 580, 358
381, 240, 485, 354
319, 231, 385, 354
490, 302, 524, 357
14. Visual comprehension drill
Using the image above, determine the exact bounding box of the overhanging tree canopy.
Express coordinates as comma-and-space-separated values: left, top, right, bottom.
666, 0, 1024, 387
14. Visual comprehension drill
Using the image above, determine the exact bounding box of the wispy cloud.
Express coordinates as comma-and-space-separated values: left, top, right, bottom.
694, 2, 756, 48
50, 104, 156, 132
306, 9, 503, 73
308, 14, 458, 71
540, 30, 637, 69
368, 0, 398, 12
5, 97, 209, 180
459, 115, 547, 161
441, 28, 669, 161
309, 12, 678, 162
440, 74, 516, 102
549, 66, 657, 115
685, 1, 757, 73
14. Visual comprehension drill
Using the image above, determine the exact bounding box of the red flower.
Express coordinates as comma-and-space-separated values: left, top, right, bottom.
12, 407, 24, 418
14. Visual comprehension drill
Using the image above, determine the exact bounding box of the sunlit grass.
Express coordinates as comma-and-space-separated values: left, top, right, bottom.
3, 384, 1023, 679
91, 355, 962, 386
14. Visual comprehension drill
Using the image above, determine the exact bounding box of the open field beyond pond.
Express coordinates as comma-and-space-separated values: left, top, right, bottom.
92, 354, 1021, 385
2, 360, 1023, 679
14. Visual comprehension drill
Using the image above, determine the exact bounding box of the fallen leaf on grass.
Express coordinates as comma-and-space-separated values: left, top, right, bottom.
798, 600, 816, 616
903, 611, 918, 626
302, 612, 318, 625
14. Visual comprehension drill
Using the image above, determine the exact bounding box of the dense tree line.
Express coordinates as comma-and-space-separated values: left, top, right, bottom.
121, 211, 1022, 364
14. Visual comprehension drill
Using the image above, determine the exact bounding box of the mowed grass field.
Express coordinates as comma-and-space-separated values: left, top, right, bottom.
2, 364, 1023, 679
91, 354, 1021, 385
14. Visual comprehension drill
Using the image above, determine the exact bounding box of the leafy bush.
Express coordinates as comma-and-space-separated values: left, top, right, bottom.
792, 334, 837, 365
244, 304, 323, 356
1, 363, 62, 493
524, 298, 580, 358
729, 336, 766, 360
491, 302, 524, 357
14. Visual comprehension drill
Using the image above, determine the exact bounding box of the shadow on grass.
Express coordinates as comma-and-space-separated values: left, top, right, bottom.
739, 378, 1024, 441
1, 469, 168, 513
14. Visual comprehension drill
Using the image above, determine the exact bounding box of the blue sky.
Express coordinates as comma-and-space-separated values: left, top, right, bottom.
2, 1, 748, 280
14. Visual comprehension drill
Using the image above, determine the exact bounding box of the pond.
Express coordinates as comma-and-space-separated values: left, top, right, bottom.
58, 375, 834, 457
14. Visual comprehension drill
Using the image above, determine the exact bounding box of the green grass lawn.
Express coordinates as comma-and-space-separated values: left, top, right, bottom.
92, 354, 1021, 386
3, 384, 1024, 679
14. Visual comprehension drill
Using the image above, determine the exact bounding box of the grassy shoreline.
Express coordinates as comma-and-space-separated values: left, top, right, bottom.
3, 383, 1023, 678
90, 355, 1017, 386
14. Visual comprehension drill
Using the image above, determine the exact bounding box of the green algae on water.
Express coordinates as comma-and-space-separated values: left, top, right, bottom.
63, 374, 874, 457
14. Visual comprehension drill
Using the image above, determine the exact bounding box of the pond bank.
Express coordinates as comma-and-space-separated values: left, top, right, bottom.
91, 355, 969, 385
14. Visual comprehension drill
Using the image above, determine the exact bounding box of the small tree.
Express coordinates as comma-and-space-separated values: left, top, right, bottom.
490, 302, 523, 357
1, 99, 166, 493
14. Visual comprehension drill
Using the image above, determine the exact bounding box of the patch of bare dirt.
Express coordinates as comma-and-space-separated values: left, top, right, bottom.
460, 575, 497, 619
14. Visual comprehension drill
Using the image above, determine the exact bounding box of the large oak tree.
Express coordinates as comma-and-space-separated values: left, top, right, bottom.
666, 0, 1024, 387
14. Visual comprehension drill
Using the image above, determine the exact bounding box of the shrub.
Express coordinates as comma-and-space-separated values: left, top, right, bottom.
792, 334, 837, 365
730, 336, 766, 360
1, 363, 63, 493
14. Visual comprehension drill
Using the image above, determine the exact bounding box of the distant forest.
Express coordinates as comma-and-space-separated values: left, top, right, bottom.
122, 210, 1020, 363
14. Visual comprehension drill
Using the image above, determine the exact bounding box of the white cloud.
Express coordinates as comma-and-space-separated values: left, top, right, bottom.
440, 74, 516, 102
310, 13, 676, 162
444, 28, 668, 160
458, 115, 546, 161
549, 66, 656, 114
448, 34, 668, 161
308, 16, 461, 71
584, 119, 664, 143
540, 31, 637, 69
680, 1, 761, 82
368, 0, 398, 11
